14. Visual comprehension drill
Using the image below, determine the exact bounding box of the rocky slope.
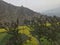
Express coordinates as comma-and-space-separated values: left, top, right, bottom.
0, 0, 41, 25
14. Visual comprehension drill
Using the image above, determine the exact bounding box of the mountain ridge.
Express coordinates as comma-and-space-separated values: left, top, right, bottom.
42, 7, 60, 17
0, 0, 41, 25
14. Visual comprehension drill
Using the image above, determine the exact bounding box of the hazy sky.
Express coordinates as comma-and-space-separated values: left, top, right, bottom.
3, 0, 60, 12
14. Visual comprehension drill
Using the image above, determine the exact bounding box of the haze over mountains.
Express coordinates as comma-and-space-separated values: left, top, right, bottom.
42, 7, 60, 17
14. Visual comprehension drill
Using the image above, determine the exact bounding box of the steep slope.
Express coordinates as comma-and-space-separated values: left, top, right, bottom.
0, 0, 41, 25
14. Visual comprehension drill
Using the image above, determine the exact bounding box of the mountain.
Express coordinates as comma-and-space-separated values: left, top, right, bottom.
0, 0, 41, 25
42, 7, 60, 17
0, 0, 60, 26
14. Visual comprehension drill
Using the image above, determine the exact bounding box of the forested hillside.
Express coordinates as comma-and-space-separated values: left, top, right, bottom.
0, 0, 41, 25
0, 0, 60, 45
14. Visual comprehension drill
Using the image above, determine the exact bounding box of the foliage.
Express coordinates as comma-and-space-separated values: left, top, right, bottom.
0, 16, 60, 45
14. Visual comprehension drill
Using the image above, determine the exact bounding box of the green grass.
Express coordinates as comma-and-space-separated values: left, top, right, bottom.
0, 33, 12, 45
0, 33, 7, 45
0, 33, 7, 42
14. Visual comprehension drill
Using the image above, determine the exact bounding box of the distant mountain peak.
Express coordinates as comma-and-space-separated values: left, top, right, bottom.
42, 7, 60, 17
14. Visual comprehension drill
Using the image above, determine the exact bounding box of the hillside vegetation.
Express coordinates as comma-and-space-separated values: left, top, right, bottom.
0, 0, 60, 45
